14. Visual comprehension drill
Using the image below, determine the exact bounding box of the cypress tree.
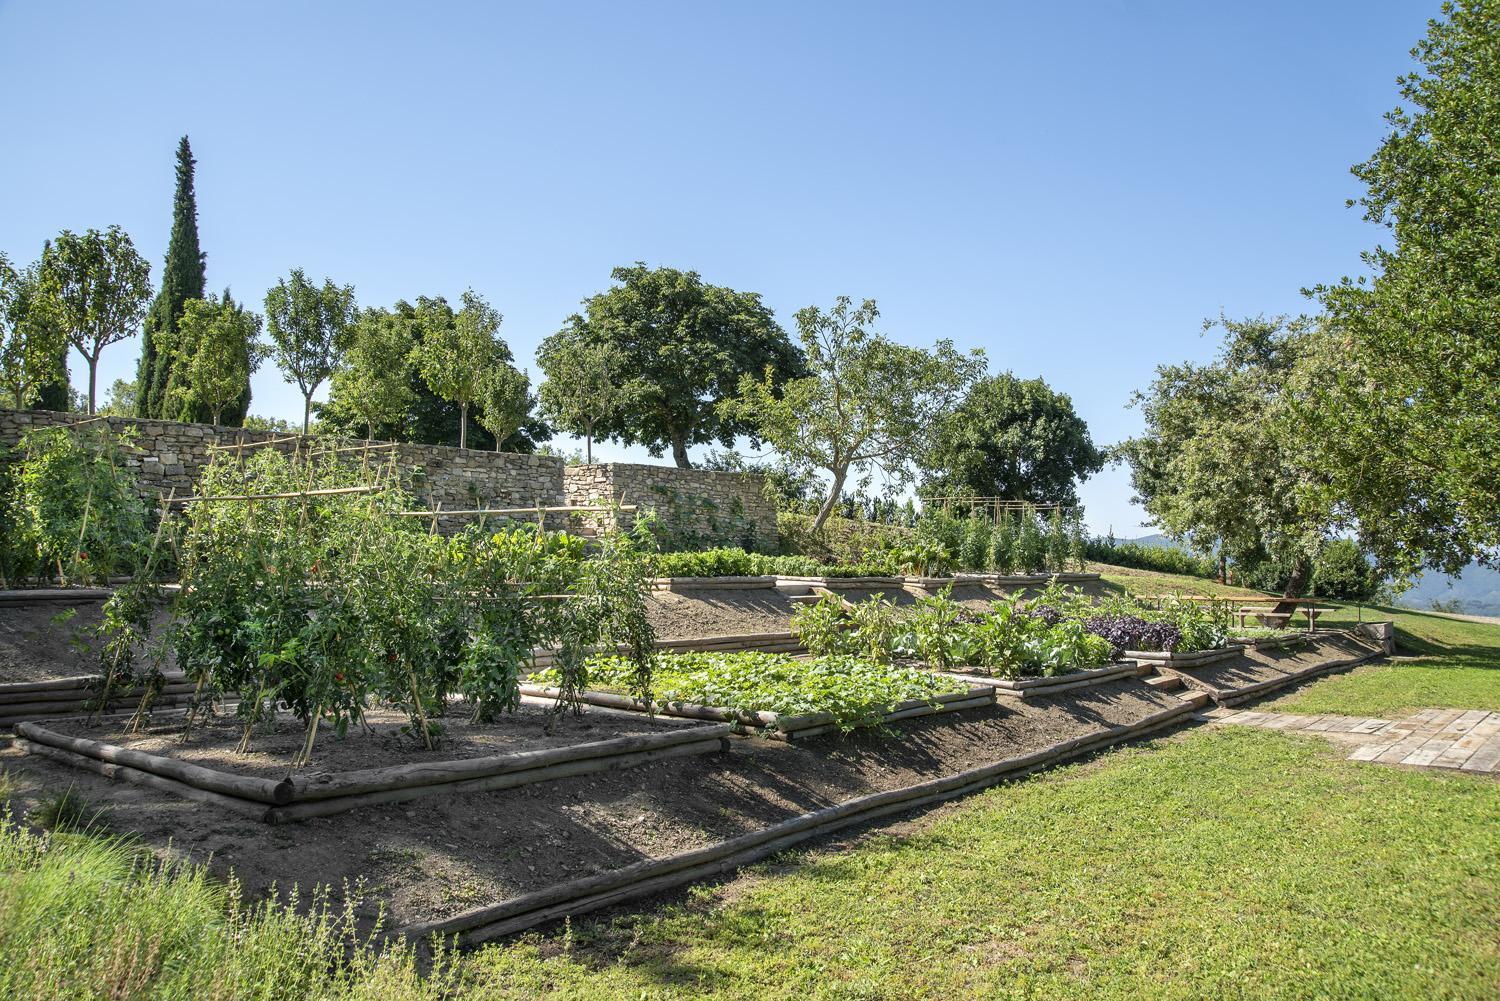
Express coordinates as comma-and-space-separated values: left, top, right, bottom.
137, 136, 206, 418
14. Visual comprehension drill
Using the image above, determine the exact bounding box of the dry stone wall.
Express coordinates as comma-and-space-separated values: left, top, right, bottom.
0, 409, 564, 513
0, 409, 775, 548
563, 462, 777, 551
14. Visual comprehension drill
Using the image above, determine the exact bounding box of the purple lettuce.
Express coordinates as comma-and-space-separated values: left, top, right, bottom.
1083, 615, 1182, 655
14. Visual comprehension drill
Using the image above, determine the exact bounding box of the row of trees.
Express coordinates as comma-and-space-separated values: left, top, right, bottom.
1121, 1, 1498, 591
3, 139, 1109, 526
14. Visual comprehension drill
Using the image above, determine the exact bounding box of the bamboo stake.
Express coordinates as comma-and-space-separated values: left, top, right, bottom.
396, 505, 638, 517
168, 485, 382, 505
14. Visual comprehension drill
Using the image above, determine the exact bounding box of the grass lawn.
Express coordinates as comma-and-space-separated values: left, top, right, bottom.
463, 728, 1500, 999
1264, 602, 1500, 718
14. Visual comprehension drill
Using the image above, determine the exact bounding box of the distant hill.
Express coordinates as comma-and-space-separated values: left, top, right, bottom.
1394, 562, 1500, 617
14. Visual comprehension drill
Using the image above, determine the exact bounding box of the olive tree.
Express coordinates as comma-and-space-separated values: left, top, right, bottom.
722, 297, 985, 531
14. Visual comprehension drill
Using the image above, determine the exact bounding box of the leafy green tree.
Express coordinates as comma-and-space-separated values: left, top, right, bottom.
264, 269, 355, 434
415, 289, 507, 450
99, 378, 137, 417
165, 294, 264, 425
476, 364, 533, 452
137, 136, 210, 420
923, 373, 1105, 505
37, 226, 153, 415
327, 307, 417, 440
536, 331, 627, 463
0, 254, 66, 409
1307, 1, 1500, 577
562, 264, 803, 467
1118, 315, 1339, 596
722, 297, 985, 531
315, 297, 551, 451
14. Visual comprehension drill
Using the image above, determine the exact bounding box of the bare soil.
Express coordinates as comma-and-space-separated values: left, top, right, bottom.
0, 679, 1183, 932
1174, 633, 1382, 693
0, 599, 176, 684
646, 588, 800, 638
44, 701, 701, 780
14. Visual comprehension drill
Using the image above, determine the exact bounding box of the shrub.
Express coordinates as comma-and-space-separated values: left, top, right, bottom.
1083, 536, 1218, 579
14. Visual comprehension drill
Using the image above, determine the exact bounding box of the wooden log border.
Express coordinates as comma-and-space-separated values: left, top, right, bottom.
1210, 646, 1386, 708
518, 683, 996, 738
1124, 646, 1241, 668
393, 698, 1198, 947
940, 662, 1148, 700
649, 576, 780, 591
15, 719, 733, 822
0, 587, 113, 604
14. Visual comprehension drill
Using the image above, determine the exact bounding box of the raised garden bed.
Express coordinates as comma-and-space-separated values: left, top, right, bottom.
394, 695, 1197, 946
530, 631, 807, 669
1123, 646, 1241, 668
517, 682, 997, 740
1157, 631, 1386, 707
649, 576, 779, 592
0, 675, 196, 727
940, 661, 1150, 700
0, 587, 115, 604
17, 703, 730, 823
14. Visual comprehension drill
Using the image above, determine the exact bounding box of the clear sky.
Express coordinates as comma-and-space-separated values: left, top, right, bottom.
0, 1, 1435, 536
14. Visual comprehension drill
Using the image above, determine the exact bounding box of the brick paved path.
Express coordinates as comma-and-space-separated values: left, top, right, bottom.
1205, 707, 1500, 774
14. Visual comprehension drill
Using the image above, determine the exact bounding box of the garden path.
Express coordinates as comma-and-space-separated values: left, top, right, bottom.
1205, 707, 1500, 774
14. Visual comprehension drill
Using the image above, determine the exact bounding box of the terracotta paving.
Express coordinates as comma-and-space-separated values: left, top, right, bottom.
1204, 707, 1500, 774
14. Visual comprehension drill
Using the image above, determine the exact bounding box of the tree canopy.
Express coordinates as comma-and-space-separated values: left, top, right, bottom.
414, 289, 509, 450
922, 372, 1104, 506
37, 226, 152, 415
476, 364, 534, 452
561, 264, 803, 467
1307, 0, 1500, 577
164, 292, 264, 425
0, 254, 66, 410
536, 330, 628, 464
264, 269, 355, 434
1118, 315, 1342, 595
327, 307, 417, 440
722, 296, 985, 531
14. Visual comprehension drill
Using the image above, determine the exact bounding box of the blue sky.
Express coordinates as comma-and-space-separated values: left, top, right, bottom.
0, 1, 1435, 535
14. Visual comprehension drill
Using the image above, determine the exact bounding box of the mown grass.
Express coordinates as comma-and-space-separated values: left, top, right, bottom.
3, 728, 1496, 999
1265, 601, 1500, 717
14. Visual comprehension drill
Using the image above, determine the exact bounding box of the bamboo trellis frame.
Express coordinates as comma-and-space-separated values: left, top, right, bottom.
921, 496, 1073, 521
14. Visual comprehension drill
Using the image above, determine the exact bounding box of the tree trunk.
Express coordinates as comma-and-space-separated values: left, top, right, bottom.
86, 352, 100, 415
810, 465, 848, 533
459, 402, 469, 450
302, 393, 313, 435
1282, 555, 1312, 600
1217, 552, 1227, 585
585, 424, 593, 465
671, 434, 690, 468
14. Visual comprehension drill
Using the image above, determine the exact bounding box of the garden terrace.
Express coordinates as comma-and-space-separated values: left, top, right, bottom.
1153, 631, 1386, 707
0, 672, 1193, 940
18, 702, 730, 823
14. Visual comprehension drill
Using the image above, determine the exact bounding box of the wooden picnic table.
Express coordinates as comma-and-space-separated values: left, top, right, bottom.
1137, 594, 1331, 632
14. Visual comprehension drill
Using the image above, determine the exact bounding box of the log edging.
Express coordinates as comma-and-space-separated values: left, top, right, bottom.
1124, 646, 1240, 668
392, 698, 1198, 946
940, 662, 1147, 699
16, 718, 733, 821
518, 683, 997, 738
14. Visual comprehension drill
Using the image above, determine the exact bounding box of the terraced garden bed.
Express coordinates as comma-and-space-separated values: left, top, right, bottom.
19, 702, 727, 823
